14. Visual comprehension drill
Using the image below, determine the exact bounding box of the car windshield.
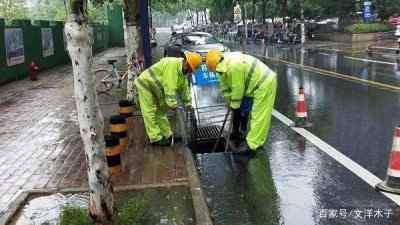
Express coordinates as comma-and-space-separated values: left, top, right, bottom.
182, 34, 219, 45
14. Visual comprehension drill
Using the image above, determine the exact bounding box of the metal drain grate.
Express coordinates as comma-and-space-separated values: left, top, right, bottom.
196, 125, 220, 142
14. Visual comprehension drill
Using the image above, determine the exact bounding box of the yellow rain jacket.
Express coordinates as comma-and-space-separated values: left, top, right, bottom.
215, 52, 277, 150
134, 57, 191, 142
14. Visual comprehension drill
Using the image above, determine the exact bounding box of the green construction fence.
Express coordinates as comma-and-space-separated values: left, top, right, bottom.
0, 18, 110, 86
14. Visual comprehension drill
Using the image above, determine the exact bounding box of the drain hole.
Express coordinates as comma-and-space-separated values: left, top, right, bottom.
188, 125, 227, 153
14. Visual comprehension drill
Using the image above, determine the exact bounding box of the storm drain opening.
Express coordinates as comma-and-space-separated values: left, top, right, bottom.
188, 125, 227, 154
196, 126, 220, 143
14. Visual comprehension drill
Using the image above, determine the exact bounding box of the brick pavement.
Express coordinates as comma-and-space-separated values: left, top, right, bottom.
0, 47, 188, 214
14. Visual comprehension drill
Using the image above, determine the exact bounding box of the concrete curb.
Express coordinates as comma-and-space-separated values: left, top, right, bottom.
183, 147, 213, 225
0, 191, 29, 225
176, 110, 213, 225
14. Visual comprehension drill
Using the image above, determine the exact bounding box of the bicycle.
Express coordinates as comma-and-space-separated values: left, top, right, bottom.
94, 55, 127, 93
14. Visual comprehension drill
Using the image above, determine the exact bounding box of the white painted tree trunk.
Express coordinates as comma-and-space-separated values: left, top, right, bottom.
300, 2, 306, 45
124, 25, 142, 105
124, 0, 143, 108
301, 23, 306, 44
64, 0, 115, 223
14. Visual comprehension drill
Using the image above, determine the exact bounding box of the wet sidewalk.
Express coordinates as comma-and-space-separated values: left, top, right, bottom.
0, 47, 188, 215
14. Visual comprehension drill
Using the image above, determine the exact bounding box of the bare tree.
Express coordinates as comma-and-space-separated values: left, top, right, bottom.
64, 0, 115, 223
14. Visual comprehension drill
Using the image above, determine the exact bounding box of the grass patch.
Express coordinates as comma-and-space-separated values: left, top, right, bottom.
116, 197, 149, 225
343, 22, 394, 34
60, 206, 91, 225
59, 198, 149, 225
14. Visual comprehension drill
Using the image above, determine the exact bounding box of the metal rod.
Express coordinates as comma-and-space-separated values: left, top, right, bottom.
171, 110, 177, 146
225, 112, 234, 153
196, 104, 226, 109
212, 108, 231, 153
191, 83, 201, 126
197, 108, 226, 114
199, 113, 230, 120
205, 117, 232, 125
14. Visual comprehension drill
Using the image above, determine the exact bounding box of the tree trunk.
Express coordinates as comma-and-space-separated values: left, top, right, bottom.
196, 11, 199, 27
262, 0, 266, 24
123, 0, 143, 107
64, 0, 115, 223
282, 0, 287, 24
204, 9, 207, 25
252, 0, 256, 24
189, 10, 194, 26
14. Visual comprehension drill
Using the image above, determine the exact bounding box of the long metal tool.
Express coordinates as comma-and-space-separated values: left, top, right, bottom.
224, 112, 234, 153
212, 108, 231, 153
171, 107, 184, 146
171, 112, 175, 146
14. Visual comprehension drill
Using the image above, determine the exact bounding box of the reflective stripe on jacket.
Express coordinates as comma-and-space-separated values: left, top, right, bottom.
216, 52, 276, 109
136, 57, 191, 107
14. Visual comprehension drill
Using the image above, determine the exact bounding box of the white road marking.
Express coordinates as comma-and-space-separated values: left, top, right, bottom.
382, 54, 399, 58
344, 56, 396, 65
272, 109, 400, 206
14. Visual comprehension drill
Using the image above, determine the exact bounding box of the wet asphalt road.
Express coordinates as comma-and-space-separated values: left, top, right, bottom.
155, 28, 400, 224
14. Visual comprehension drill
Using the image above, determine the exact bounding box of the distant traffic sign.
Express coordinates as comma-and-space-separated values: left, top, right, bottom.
234, 5, 242, 23
363, 1, 372, 21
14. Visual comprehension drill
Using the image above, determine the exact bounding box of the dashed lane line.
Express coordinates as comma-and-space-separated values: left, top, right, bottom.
244, 52, 400, 91
272, 109, 400, 206
344, 56, 396, 65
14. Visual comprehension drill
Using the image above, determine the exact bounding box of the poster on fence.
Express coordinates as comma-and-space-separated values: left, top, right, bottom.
41, 28, 54, 57
5, 28, 25, 66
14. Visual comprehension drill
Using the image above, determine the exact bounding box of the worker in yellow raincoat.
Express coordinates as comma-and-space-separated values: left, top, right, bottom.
134, 52, 202, 146
206, 50, 277, 153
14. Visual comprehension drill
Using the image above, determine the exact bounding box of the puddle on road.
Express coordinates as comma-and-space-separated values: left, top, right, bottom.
11, 186, 194, 225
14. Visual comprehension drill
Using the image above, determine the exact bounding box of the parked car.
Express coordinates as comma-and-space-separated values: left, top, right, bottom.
164, 32, 230, 59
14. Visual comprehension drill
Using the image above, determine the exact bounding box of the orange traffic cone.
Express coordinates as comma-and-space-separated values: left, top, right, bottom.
376, 127, 400, 194
295, 86, 312, 128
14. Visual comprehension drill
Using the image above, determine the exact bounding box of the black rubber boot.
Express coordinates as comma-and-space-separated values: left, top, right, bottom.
168, 135, 182, 142
231, 142, 252, 154
239, 112, 250, 140
231, 109, 241, 143
151, 137, 171, 146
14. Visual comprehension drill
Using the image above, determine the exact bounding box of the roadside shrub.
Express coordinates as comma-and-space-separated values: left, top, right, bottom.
60, 206, 91, 225
343, 22, 393, 34
116, 197, 149, 225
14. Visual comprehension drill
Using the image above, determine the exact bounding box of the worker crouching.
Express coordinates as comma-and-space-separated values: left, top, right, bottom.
134, 52, 202, 146
206, 50, 277, 154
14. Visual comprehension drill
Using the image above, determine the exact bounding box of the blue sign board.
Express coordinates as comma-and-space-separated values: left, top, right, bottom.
192, 62, 219, 85
363, 2, 372, 21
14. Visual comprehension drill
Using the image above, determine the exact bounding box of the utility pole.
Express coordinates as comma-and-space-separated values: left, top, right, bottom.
245, 6, 248, 39
149, 0, 152, 29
